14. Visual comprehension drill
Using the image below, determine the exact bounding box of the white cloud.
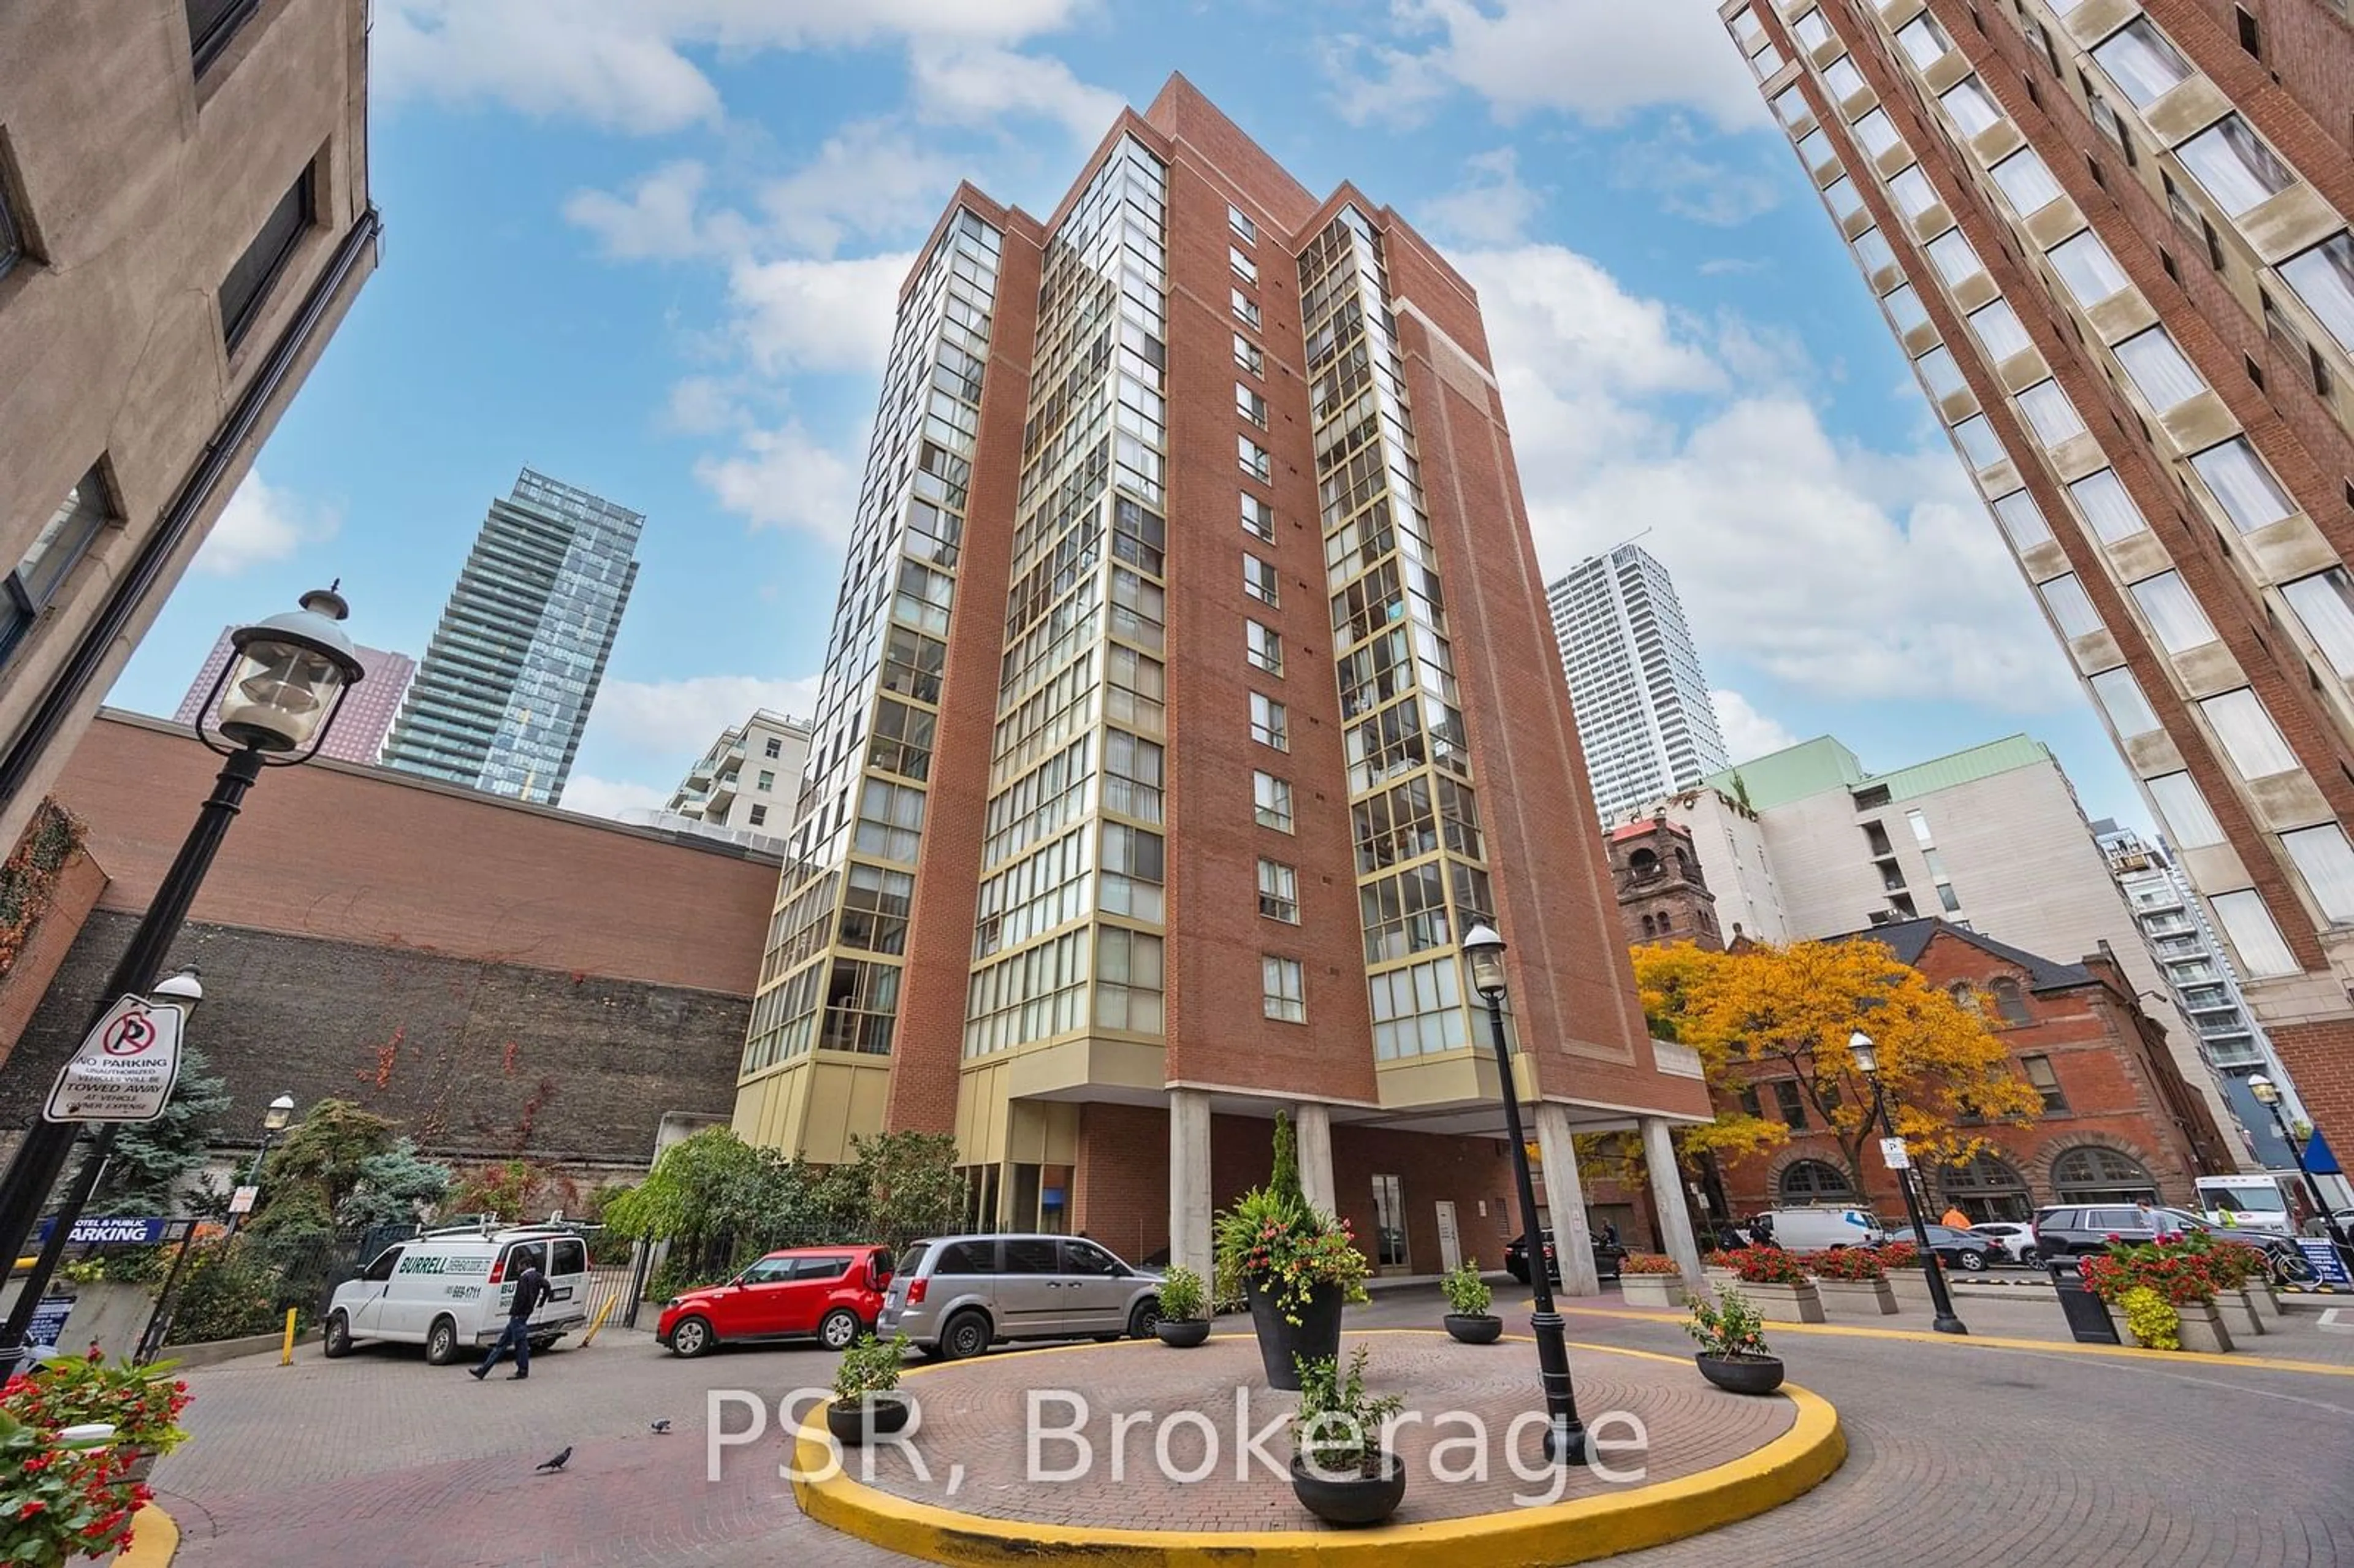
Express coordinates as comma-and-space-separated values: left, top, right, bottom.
193, 471, 339, 576
1325, 0, 1765, 132
1713, 690, 1799, 764
585, 672, 823, 761
1613, 125, 1783, 227
563, 161, 750, 260
1422, 147, 1544, 246
907, 43, 1126, 142
759, 121, 962, 256
374, 0, 1097, 132
1458, 242, 2074, 711
1699, 257, 1769, 276
557, 773, 670, 821
695, 420, 861, 539
726, 252, 911, 375
663, 376, 745, 435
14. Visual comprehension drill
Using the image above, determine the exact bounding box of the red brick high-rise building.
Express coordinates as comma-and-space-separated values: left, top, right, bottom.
1724, 1, 2354, 1159
728, 76, 1713, 1284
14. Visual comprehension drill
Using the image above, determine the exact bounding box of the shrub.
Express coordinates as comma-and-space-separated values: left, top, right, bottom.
1621, 1253, 1682, 1276
1157, 1265, 1206, 1323
164, 1245, 287, 1345
1293, 1345, 1403, 1479
1213, 1115, 1371, 1324
1686, 1287, 1772, 1359
1702, 1249, 1739, 1269
1874, 1240, 1921, 1271
832, 1333, 909, 1401
1722, 1246, 1809, 1285
2118, 1285, 2181, 1350
1803, 1247, 1886, 1282
1441, 1259, 1492, 1316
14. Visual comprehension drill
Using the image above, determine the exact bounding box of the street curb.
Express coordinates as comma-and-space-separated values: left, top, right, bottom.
1545, 1302, 2354, 1376
116, 1504, 177, 1566
161, 1330, 305, 1369
790, 1334, 1845, 1567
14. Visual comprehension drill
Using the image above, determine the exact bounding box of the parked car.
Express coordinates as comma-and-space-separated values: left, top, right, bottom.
1968, 1221, 2040, 1265
1505, 1231, 1626, 1284
1897, 1223, 2002, 1271
877, 1235, 1162, 1360
655, 1245, 894, 1358
324, 1225, 591, 1365
2031, 1204, 2314, 1284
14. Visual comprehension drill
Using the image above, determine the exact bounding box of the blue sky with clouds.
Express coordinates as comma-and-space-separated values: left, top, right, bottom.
107, 0, 2147, 829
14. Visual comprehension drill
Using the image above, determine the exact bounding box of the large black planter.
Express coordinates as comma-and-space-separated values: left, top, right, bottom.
1246, 1277, 1344, 1391
1443, 1313, 1502, 1345
1156, 1318, 1212, 1348
1290, 1452, 1406, 1527
1694, 1353, 1784, 1395
826, 1394, 911, 1446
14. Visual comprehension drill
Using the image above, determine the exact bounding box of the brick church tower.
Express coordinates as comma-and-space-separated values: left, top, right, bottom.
1610, 815, 1723, 951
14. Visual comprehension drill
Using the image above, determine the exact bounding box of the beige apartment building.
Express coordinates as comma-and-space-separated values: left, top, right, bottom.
1659, 733, 2248, 1159
0, 0, 378, 850
667, 710, 812, 841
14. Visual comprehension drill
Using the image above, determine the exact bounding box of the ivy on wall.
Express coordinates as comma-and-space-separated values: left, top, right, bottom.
0, 800, 87, 984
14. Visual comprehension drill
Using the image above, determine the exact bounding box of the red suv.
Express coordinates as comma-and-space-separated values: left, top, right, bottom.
657, 1246, 892, 1357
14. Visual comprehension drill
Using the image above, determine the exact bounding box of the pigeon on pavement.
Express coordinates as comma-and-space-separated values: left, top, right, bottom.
650, 1420, 672, 1434
536, 1447, 573, 1473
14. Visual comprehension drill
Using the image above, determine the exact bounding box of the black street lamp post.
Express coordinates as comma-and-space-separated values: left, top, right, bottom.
1848, 1030, 1968, 1336
1463, 921, 1585, 1466
2247, 1075, 2354, 1272
0, 588, 362, 1377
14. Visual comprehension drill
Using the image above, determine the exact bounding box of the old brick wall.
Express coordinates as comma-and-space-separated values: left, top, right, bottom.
0, 911, 748, 1165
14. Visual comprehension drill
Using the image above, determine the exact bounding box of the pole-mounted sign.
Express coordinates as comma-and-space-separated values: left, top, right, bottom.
42, 995, 186, 1124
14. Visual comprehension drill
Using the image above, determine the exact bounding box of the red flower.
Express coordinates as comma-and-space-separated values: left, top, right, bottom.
18, 1501, 45, 1520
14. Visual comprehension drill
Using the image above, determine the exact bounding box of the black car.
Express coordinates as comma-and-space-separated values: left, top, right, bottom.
1895, 1223, 2002, 1271
1505, 1231, 1626, 1284
2032, 1203, 2314, 1283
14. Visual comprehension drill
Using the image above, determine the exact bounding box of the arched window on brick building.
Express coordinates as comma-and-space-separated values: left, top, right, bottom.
1938, 1150, 2032, 1222
1777, 1159, 1856, 1204
2051, 1145, 2157, 1205
1989, 976, 2032, 1026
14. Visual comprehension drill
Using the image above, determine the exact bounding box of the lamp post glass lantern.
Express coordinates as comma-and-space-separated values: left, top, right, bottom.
1461, 922, 1585, 1465
0, 588, 362, 1379
1848, 1031, 1968, 1336
2246, 1076, 2354, 1260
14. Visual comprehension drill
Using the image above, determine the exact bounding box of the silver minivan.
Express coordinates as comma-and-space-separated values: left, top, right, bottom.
877, 1234, 1163, 1360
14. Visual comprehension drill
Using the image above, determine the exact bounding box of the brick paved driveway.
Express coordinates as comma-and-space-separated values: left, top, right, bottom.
151, 1290, 2354, 1567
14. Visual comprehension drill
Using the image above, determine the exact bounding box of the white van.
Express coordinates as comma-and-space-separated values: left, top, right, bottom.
2195, 1173, 2301, 1236
322, 1225, 592, 1366
1753, 1207, 1885, 1252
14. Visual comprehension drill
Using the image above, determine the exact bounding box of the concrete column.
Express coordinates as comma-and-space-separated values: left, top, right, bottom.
1295, 1103, 1337, 1217
1531, 1101, 1602, 1296
1170, 1089, 1213, 1283
1642, 1116, 1705, 1288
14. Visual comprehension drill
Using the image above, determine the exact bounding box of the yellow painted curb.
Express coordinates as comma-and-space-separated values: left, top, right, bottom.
116, 1504, 179, 1566
791, 1336, 1845, 1567
1541, 1302, 2354, 1378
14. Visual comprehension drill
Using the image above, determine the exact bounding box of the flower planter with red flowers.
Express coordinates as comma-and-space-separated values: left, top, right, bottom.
0, 1352, 189, 1566
1712, 1248, 1823, 1323
2076, 1236, 2241, 1354
1213, 1116, 1372, 1392
1800, 1248, 1897, 1315
1618, 1254, 1687, 1309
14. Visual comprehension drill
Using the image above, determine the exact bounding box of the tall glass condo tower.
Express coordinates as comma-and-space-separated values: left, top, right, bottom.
383, 468, 642, 806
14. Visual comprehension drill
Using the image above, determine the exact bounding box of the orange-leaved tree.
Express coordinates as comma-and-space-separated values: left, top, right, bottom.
1633, 938, 2041, 1195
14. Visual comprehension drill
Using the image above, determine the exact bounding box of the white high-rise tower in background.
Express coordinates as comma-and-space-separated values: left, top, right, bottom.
1548, 544, 1731, 824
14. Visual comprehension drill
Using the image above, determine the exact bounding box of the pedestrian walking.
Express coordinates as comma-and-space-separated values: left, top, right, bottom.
2134, 1197, 2183, 1238
1602, 1220, 1620, 1248
471, 1261, 551, 1381
1749, 1212, 1775, 1247
1941, 1206, 1971, 1229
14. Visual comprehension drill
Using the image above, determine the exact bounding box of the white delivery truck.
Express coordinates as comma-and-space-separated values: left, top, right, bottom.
2194, 1173, 2304, 1236
323, 1225, 592, 1366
